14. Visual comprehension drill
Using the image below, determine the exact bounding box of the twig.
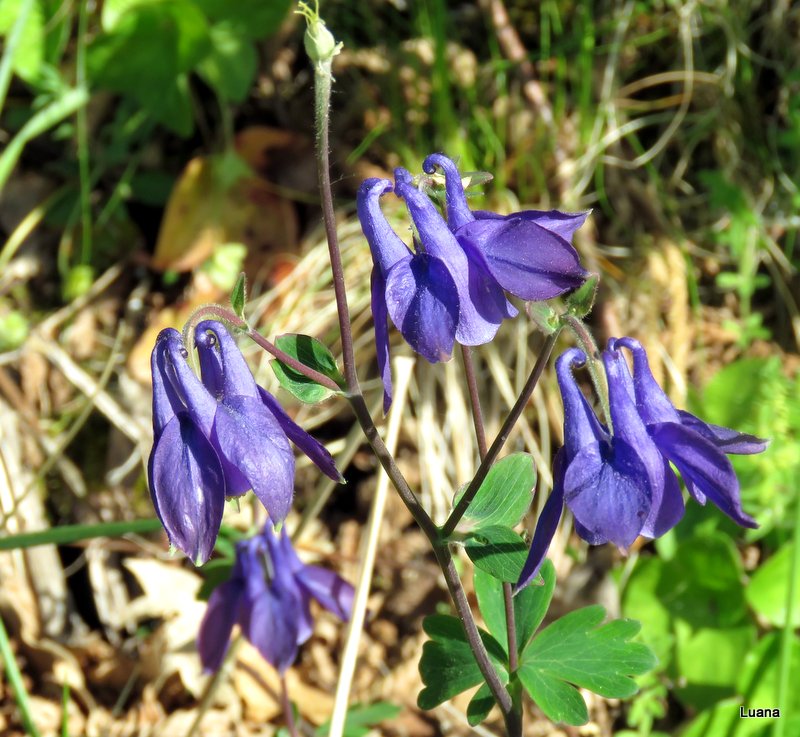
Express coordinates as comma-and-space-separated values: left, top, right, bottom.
442, 330, 561, 537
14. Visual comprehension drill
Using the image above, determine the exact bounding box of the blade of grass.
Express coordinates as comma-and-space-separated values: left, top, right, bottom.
0, 614, 42, 737
0, 87, 89, 193
0, 519, 162, 551
774, 484, 800, 737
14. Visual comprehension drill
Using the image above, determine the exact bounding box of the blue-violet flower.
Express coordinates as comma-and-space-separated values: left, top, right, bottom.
149, 321, 342, 565
197, 524, 354, 674
516, 338, 766, 590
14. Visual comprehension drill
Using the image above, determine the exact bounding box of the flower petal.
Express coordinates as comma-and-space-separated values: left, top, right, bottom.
422, 153, 475, 231
195, 321, 259, 401
297, 565, 354, 621
151, 328, 185, 436
564, 438, 652, 548
197, 579, 244, 672
149, 414, 225, 565
394, 168, 506, 346
515, 450, 565, 591
639, 458, 685, 539
384, 253, 459, 362
475, 209, 590, 243
357, 178, 412, 274
555, 348, 607, 458
614, 337, 681, 425
676, 410, 769, 455
371, 266, 394, 413
240, 580, 302, 674
211, 395, 295, 522
164, 333, 219, 437
258, 387, 343, 482
650, 422, 757, 528
454, 217, 587, 301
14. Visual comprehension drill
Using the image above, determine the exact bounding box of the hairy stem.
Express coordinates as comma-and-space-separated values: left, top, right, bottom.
313, 64, 360, 394
461, 346, 519, 674
308, 34, 518, 735
442, 330, 561, 537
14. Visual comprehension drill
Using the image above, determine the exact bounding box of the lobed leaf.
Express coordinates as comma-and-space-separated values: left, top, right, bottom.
417, 614, 507, 711
518, 605, 657, 725
271, 333, 344, 403
464, 525, 529, 582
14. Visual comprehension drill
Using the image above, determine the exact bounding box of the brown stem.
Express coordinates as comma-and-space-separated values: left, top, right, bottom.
460, 346, 519, 676
442, 330, 561, 538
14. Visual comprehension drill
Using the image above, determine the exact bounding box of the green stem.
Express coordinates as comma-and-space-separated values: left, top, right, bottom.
0, 615, 43, 737
774, 484, 800, 737
76, 0, 92, 265
0, 519, 163, 551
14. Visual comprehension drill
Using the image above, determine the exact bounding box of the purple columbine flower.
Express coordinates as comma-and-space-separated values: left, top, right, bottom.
358, 172, 515, 411
516, 339, 766, 589
148, 321, 342, 565
611, 337, 767, 527
422, 153, 589, 302
197, 524, 354, 674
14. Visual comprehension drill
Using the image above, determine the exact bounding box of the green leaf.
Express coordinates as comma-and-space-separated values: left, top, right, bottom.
417, 614, 507, 711
455, 453, 536, 530
271, 334, 344, 404
466, 682, 494, 726
621, 556, 674, 665
673, 622, 756, 710
0, 0, 44, 82
193, 0, 292, 40
474, 559, 556, 657
196, 21, 257, 102
315, 701, 401, 737
746, 543, 800, 627
87, 0, 209, 136
659, 532, 747, 628
463, 525, 529, 582
518, 605, 657, 726
230, 271, 247, 319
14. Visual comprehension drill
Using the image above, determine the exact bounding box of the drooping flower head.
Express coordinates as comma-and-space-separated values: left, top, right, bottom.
358, 174, 515, 411
197, 524, 354, 674
149, 321, 342, 565
516, 338, 766, 590
422, 153, 590, 301
358, 154, 590, 411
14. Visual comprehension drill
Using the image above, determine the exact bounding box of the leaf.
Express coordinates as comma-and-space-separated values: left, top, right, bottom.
466, 682, 494, 726
0, 0, 45, 82
673, 622, 756, 710
196, 21, 257, 102
518, 605, 657, 726
746, 543, 800, 627
464, 525, 529, 582
417, 614, 507, 711
659, 532, 747, 629
87, 0, 210, 135
455, 453, 536, 530
474, 559, 556, 657
271, 334, 344, 403
193, 0, 293, 40
230, 272, 247, 319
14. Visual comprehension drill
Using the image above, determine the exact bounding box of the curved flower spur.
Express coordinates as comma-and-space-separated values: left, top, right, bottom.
358, 154, 590, 411
516, 338, 768, 591
148, 321, 343, 565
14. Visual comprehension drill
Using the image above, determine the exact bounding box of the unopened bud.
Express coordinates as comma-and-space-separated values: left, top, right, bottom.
298, 2, 341, 66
